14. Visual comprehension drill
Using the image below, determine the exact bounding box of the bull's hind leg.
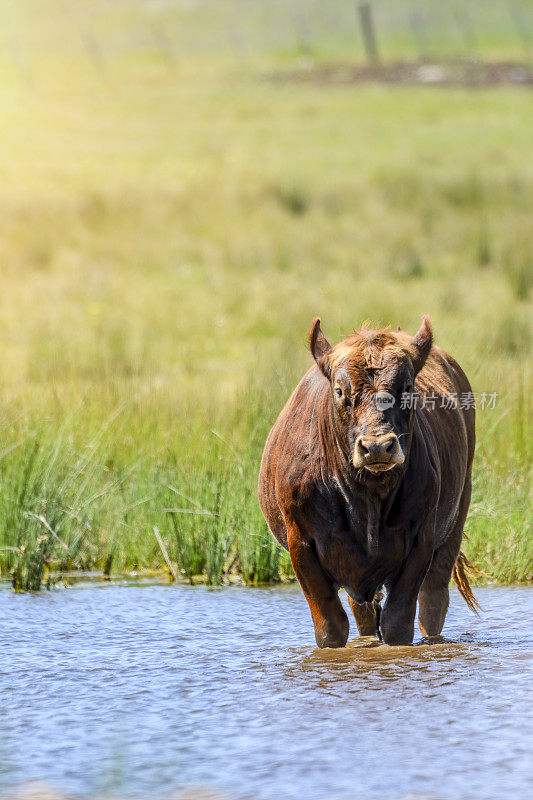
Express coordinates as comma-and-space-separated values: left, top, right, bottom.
418, 476, 471, 637
347, 590, 384, 637
417, 540, 456, 637
347, 597, 378, 636
286, 522, 349, 649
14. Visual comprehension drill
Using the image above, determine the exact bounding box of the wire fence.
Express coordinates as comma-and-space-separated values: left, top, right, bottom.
2, 0, 533, 83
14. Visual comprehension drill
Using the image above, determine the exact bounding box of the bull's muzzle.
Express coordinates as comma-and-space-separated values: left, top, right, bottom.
353, 433, 405, 472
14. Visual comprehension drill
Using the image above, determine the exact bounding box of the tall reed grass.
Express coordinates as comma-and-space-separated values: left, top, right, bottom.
0, 358, 530, 589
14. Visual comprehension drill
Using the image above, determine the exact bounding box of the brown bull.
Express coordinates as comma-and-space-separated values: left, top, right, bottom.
258, 316, 477, 646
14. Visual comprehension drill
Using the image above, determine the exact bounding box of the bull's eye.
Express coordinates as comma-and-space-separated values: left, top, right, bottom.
404, 382, 413, 394
335, 387, 343, 398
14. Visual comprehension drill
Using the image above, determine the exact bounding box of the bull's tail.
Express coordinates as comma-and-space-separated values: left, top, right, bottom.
452, 551, 482, 614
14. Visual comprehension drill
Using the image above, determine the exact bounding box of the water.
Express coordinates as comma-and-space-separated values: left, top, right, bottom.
1, 582, 532, 800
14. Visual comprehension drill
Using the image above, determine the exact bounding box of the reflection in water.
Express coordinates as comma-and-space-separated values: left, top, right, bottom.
0, 583, 532, 800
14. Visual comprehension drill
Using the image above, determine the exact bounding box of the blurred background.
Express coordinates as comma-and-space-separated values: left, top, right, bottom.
0, 0, 531, 589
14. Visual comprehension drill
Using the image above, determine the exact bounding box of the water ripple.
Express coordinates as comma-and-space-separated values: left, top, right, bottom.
0, 583, 532, 800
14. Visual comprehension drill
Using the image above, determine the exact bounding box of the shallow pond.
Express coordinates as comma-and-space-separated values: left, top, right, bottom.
1, 583, 532, 800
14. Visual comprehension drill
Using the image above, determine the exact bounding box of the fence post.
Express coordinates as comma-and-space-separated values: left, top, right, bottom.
357, 3, 380, 65
510, 2, 532, 60
410, 10, 429, 62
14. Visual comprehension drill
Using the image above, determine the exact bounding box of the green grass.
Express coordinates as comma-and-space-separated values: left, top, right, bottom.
0, 1, 531, 589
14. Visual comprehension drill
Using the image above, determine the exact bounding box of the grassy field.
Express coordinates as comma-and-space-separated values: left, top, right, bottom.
0, 1, 531, 589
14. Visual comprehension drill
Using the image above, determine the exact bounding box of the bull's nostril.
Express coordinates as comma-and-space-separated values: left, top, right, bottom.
358, 439, 370, 456
384, 437, 395, 453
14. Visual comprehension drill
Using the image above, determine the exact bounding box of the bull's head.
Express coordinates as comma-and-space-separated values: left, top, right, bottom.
310, 316, 432, 476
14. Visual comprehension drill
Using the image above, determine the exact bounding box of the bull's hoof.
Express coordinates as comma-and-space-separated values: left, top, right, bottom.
379, 605, 415, 645
380, 626, 414, 646
315, 619, 349, 649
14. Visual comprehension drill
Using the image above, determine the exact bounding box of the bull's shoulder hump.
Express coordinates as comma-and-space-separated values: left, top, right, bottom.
275, 364, 329, 422
437, 349, 472, 394
261, 365, 329, 490
417, 345, 471, 395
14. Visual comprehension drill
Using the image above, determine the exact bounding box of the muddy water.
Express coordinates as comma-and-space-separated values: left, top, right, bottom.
0, 583, 531, 800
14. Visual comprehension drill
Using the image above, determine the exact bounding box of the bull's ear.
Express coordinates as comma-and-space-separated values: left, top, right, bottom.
309, 317, 332, 378
408, 315, 433, 375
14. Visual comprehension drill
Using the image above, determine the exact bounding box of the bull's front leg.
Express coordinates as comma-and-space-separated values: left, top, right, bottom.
287, 522, 349, 648
380, 527, 433, 646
